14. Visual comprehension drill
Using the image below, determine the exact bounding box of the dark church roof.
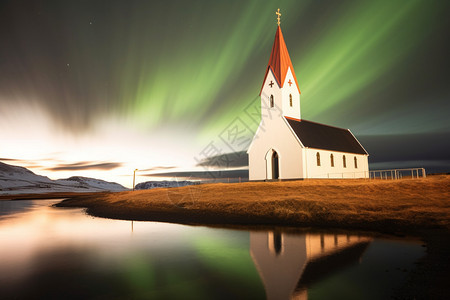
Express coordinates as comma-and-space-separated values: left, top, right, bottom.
286, 118, 368, 155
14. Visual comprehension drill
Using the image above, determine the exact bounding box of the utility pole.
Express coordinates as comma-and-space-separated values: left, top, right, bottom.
133, 169, 138, 191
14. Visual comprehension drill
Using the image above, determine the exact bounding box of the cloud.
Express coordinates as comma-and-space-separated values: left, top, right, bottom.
0, 158, 41, 168
358, 132, 450, 164
195, 151, 248, 168
0, 158, 21, 162
46, 162, 123, 171
139, 166, 176, 172
142, 169, 248, 180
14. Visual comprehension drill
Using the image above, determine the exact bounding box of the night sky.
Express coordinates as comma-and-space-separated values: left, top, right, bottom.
1, 0, 449, 186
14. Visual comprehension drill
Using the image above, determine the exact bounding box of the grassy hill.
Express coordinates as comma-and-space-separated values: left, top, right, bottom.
57, 175, 450, 234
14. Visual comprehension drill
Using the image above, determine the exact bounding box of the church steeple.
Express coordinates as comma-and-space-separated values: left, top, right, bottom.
259, 10, 301, 120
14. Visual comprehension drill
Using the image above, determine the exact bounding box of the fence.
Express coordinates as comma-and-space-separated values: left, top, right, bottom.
198, 168, 427, 182
323, 171, 370, 179
369, 168, 426, 180
201, 177, 247, 184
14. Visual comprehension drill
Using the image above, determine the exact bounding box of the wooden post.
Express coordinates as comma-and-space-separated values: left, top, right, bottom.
133, 169, 138, 191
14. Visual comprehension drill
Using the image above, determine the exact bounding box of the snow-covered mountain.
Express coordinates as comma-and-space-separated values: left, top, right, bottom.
0, 162, 127, 194
135, 180, 200, 190
54, 176, 126, 192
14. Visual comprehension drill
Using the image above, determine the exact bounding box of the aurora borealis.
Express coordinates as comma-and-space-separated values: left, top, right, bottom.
1, 0, 449, 186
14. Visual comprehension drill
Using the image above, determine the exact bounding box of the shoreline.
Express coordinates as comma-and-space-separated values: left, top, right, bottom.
55, 175, 450, 299
55, 176, 449, 235
0, 191, 110, 201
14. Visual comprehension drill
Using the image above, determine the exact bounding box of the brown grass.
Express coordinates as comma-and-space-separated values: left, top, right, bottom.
57, 175, 450, 235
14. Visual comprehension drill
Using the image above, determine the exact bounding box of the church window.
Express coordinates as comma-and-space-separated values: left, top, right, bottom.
289, 94, 292, 107
330, 154, 334, 167
270, 95, 274, 108
354, 157, 358, 168
316, 152, 321, 166
343, 155, 347, 168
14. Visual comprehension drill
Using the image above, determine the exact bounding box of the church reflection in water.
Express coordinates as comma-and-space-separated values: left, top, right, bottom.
250, 231, 372, 300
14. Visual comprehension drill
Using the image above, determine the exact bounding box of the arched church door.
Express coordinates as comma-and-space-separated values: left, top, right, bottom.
272, 151, 279, 179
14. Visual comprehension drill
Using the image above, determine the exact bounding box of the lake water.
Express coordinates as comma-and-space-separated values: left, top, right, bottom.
0, 199, 424, 299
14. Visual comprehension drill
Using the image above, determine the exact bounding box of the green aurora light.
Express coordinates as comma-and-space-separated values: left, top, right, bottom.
111, 0, 448, 139
2, 0, 448, 138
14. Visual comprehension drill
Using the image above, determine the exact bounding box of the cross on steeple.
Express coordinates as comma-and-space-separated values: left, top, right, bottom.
269, 80, 274, 87
288, 79, 292, 86
276, 8, 281, 26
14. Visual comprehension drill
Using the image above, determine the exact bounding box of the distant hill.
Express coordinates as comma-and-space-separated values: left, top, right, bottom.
0, 162, 127, 194
135, 180, 200, 190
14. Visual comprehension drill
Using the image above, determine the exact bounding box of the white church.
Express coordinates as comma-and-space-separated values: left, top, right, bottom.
248, 11, 369, 180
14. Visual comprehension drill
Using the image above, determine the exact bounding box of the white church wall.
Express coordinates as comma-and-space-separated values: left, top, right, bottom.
249, 68, 305, 180
248, 114, 304, 180
248, 125, 266, 180
279, 138, 304, 179
305, 148, 369, 179
281, 67, 301, 120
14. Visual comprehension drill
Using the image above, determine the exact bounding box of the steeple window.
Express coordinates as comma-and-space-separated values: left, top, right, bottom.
289, 94, 292, 107
270, 95, 274, 108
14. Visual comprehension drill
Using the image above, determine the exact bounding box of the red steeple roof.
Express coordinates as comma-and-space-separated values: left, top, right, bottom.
260, 26, 301, 95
